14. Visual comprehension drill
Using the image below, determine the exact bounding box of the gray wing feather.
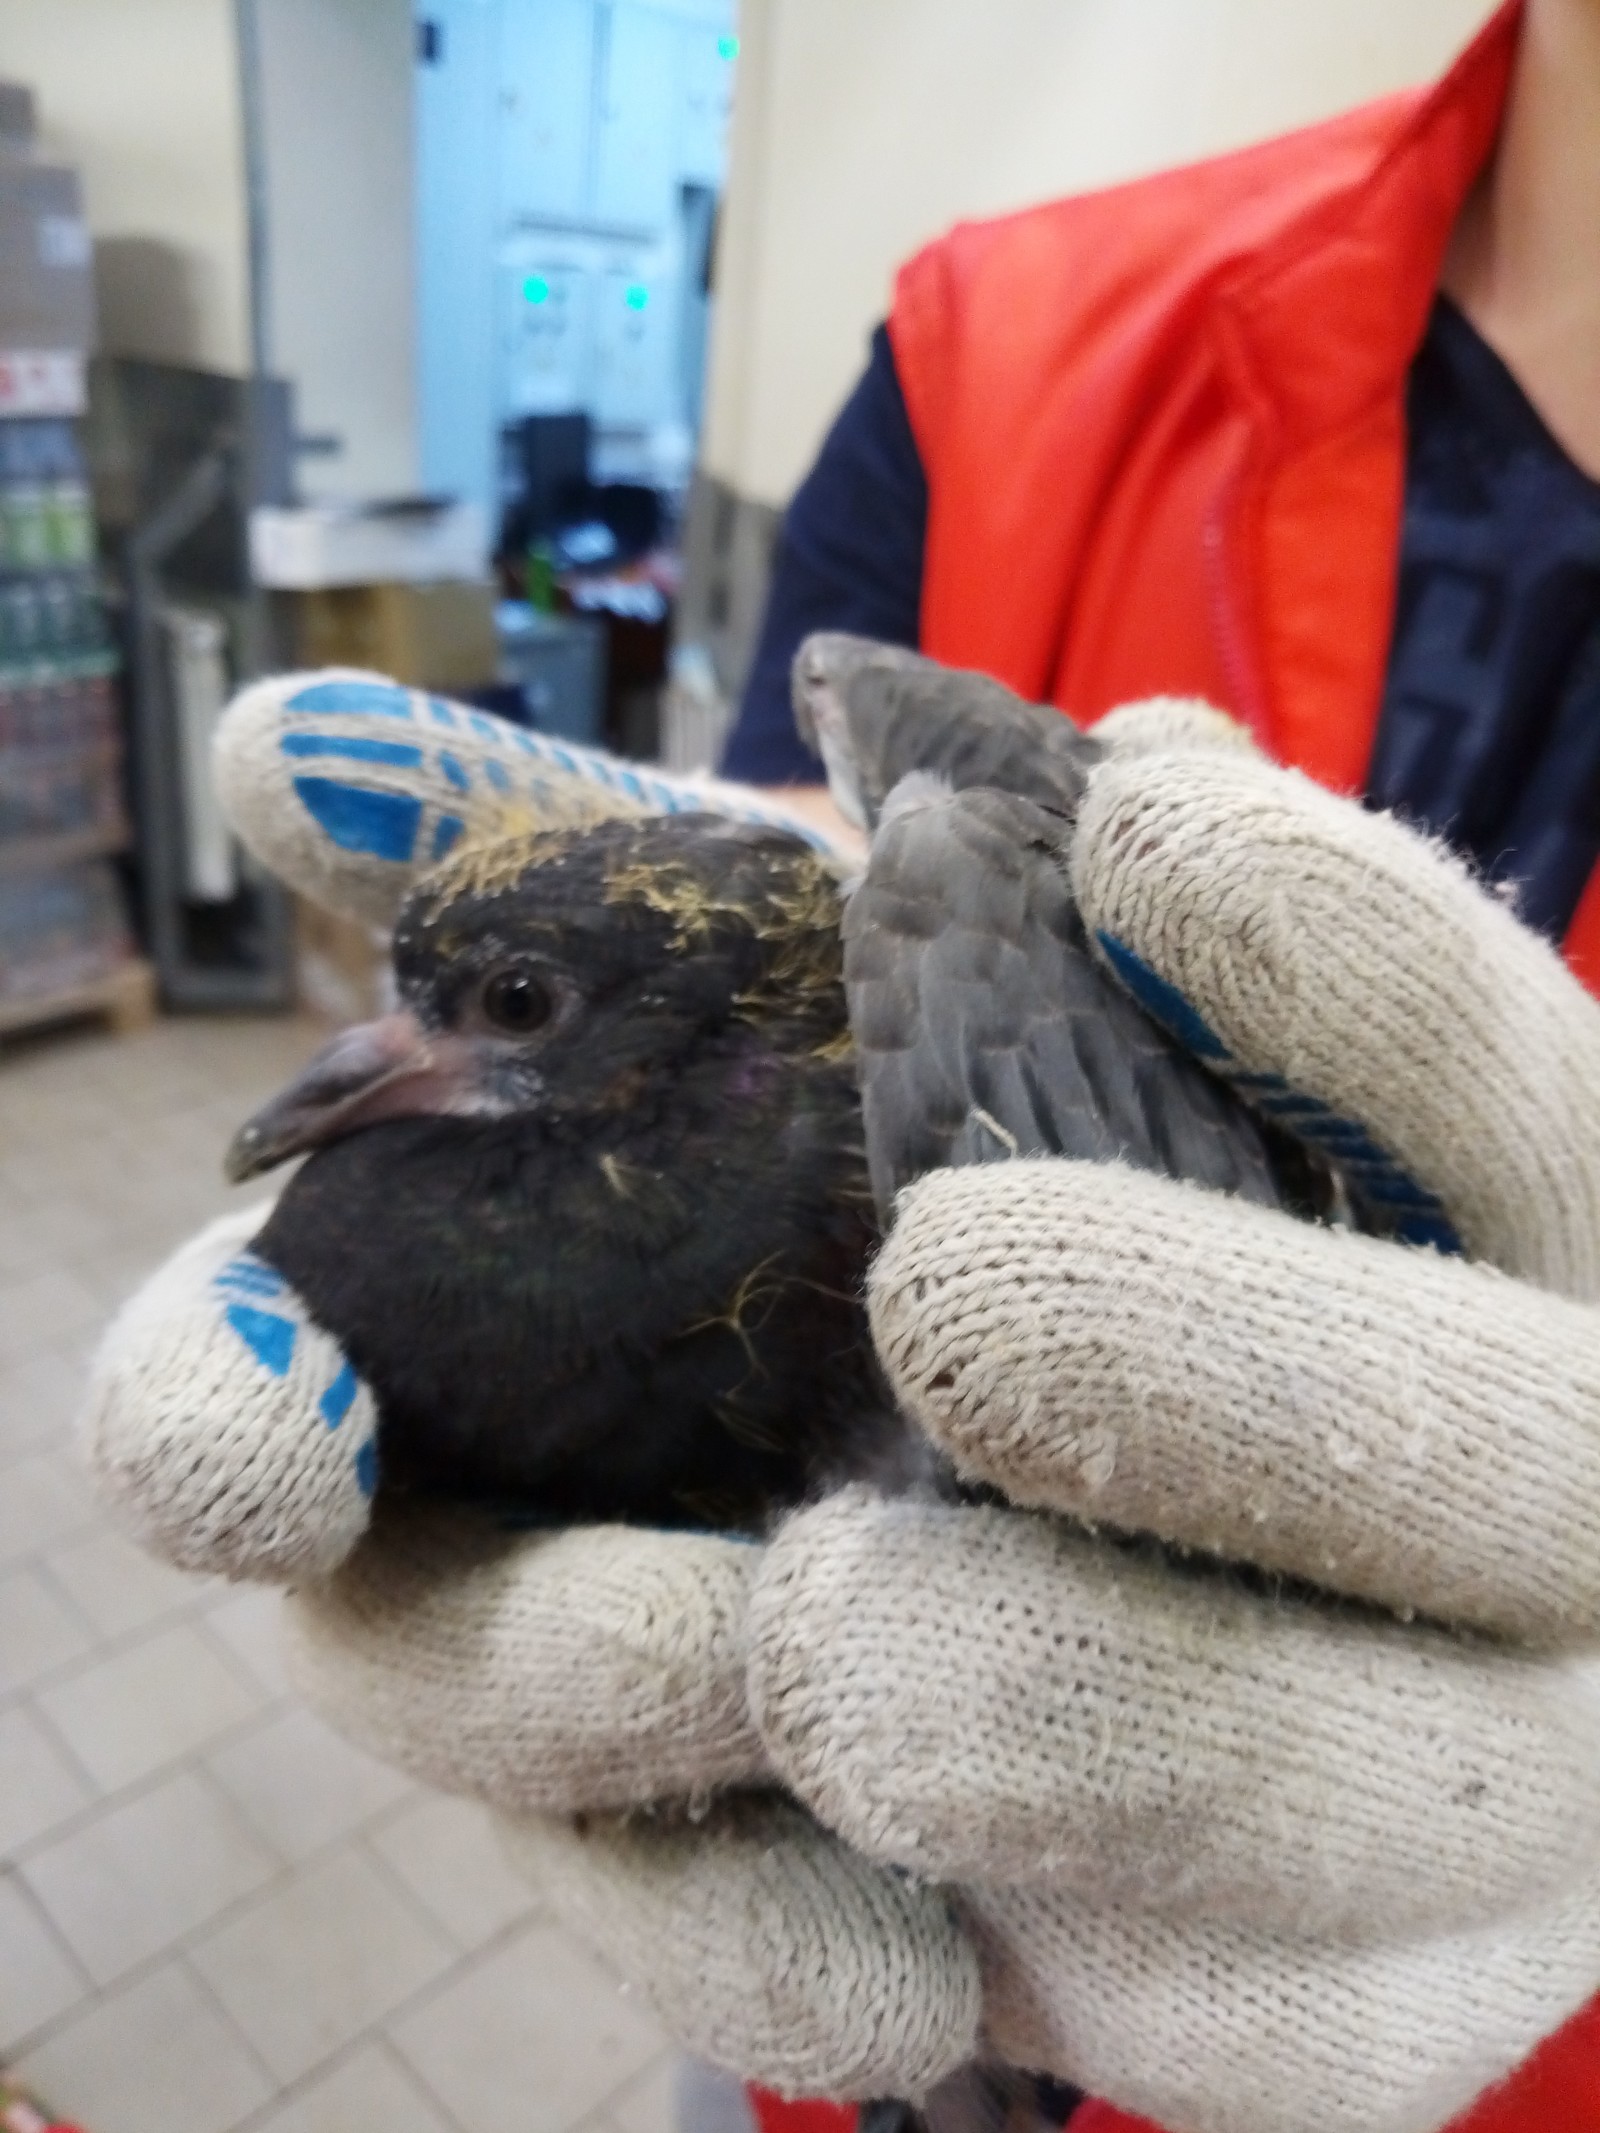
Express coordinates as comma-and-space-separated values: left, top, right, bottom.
793, 632, 1102, 823
846, 786, 1284, 1221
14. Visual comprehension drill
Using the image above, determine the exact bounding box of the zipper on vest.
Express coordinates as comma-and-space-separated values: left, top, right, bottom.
1204, 485, 1272, 750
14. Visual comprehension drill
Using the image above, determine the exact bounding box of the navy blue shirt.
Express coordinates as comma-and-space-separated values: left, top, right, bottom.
723, 327, 925, 786
724, 304, 1600, 940
1369, 298, 1600, 936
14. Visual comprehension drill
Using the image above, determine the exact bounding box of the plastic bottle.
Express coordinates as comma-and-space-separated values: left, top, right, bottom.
0, 425, 15, 573
6, 424, 52, 572
43, 423, 95, 568
525, 541, 558, 614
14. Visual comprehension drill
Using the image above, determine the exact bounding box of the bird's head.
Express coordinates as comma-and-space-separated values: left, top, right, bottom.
226, 812, 850, 1183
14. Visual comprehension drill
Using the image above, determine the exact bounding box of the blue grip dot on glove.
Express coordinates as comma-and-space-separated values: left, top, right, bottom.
1095, 930, 1461, 1254
213, 1250, 377, 1498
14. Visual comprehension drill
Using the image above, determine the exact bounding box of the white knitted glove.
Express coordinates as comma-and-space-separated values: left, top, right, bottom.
458, 748, 1600, 2130
729, 747, 1600, 2131
82, 672, 976, 2101
82, 678, 1600, 2130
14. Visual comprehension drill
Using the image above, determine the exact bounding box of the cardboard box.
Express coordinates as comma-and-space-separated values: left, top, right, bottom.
289, 579, 500, 692
0, 158, 94, 353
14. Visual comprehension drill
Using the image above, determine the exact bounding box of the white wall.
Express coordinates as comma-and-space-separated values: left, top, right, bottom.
4, 0, 418, 484
1, 0, 250, 370
704, 0, 1503, 507
255, 0, 419, 497
415, 0, 498, 513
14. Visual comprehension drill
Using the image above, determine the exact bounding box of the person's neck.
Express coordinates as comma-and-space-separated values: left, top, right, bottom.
1442, 0, 1600, 477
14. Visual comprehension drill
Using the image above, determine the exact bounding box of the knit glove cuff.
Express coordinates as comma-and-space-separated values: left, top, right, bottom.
82, 1206, 379, 1579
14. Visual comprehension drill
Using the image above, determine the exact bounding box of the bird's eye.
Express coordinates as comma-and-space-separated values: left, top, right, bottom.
480, 967, 555, 1035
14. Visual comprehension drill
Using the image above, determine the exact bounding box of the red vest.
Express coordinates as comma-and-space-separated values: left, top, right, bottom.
888, 0, 1600, 1000
869, 3, 1600, 2126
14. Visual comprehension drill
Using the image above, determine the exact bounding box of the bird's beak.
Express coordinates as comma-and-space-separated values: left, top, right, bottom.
224, 1011, 479, 1182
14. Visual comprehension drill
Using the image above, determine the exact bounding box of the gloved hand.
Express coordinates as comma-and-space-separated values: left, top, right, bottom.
83, 671, 974, 2103
83, 666, 859, 1579
84, 672, 1600, 2133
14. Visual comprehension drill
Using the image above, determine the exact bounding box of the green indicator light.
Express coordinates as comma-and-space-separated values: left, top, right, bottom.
717, 33, 738, 59
625, 284, 648, 310
523, 275, 550, 304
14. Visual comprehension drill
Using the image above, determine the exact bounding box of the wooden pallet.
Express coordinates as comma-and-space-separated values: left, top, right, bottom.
0, 956, 157, 1044
0, 822, 130, 876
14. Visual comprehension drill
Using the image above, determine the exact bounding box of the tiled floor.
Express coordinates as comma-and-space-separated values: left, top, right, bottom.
0, 1013, 675, 2133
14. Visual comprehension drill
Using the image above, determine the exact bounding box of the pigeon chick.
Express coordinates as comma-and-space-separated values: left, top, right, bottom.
226, 640, 1311, 1532
220, 645, 1347, 2133
228, 813, 894, 1530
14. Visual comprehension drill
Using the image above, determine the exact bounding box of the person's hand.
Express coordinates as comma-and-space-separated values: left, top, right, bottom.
84, 670, 1600, 2130
729, 739, 1600, 2130
83, 669, 977, 2103
300, 737, 1600, 2133
84, 664, 856, 1579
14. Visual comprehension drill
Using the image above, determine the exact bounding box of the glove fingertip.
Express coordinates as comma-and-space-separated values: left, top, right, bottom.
1089, 694, 1256, 760
215, 668, 467, 929
505, 1799, 981, 2102
217, 668, 863, 943
1069, 745, 1600, 1291
83, 1208, 377, 1582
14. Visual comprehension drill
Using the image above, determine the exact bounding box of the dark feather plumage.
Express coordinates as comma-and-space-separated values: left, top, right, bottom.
229, 636, 1314, 1532
243, 814, 904, 1529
